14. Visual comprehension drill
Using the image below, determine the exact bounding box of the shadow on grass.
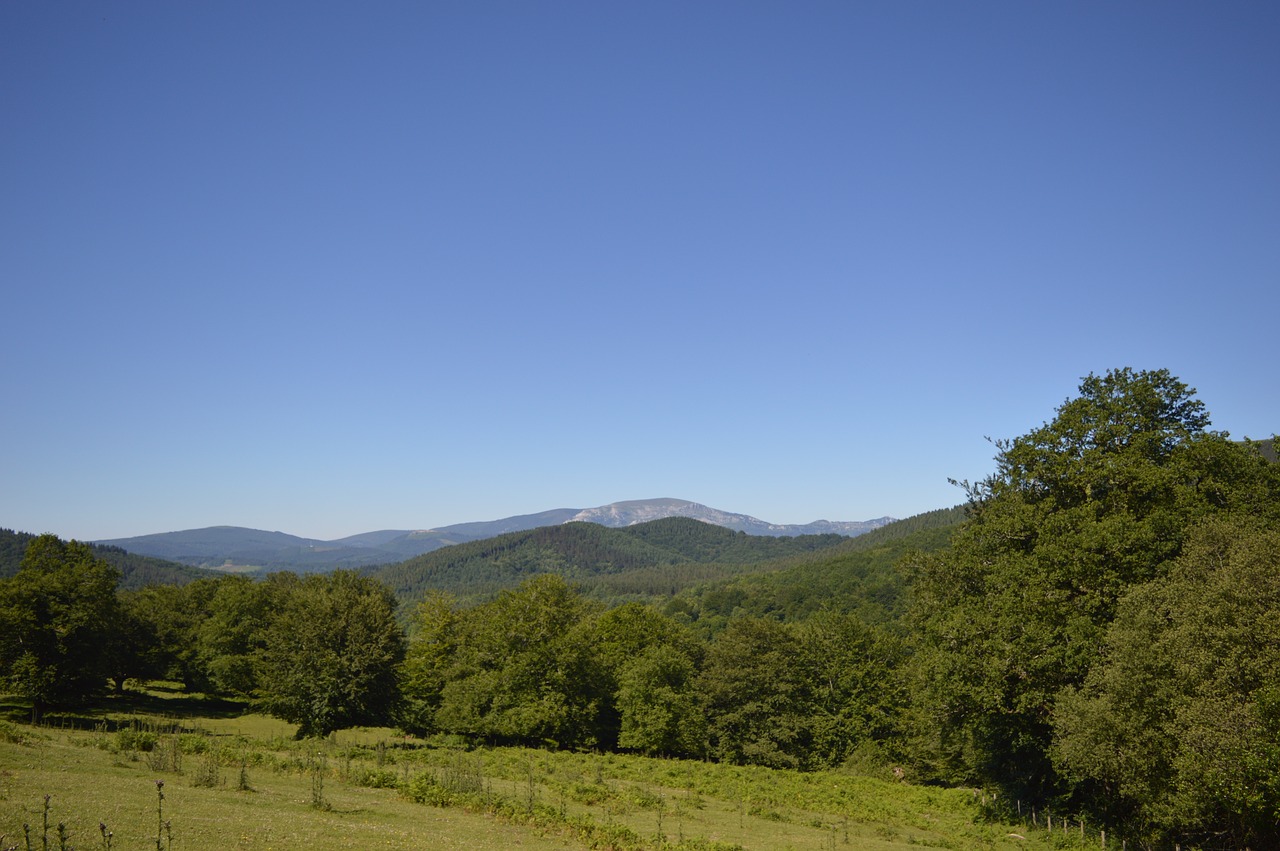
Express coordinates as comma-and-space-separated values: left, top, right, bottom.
0, 681, 249, 730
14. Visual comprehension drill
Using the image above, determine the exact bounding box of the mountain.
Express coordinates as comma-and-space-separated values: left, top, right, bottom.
94, 499, 895, 572
567, 498, 893, 537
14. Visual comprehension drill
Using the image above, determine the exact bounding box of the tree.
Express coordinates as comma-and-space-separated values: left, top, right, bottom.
617, 644, 705, 757
566, 602, 703, 749
796, 612, 908, 769
700, 616, 814, 769
907, 368, 1280, 800
121, 578, 220, 692
257, 571, 404, 738
0, 535, 121, 720
104, 592, 165, 692
1053, 517, 1280, 848
422, 575, 603, 747
397, 591, 463, 735
195, 574, 285, 696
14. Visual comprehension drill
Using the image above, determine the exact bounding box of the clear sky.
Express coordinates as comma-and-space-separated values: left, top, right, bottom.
2, 2, 1277, 542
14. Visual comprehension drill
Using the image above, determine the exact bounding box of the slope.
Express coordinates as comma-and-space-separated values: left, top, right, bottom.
638, 505, 968, 630
369, 517, 849, 604
0, 528, 220, 589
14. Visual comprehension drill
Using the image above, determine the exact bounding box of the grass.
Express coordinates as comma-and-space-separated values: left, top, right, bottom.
0, 687, 1077, 851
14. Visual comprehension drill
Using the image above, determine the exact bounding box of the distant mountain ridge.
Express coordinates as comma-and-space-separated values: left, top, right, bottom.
95, 498, 895, 572
567, 498, 892, 537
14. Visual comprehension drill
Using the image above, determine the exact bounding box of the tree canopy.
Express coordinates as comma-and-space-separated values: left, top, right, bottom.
1053, 516, 1280, 848
908, 368, 1280, 806
256, 571, 404, 737
0, 535, 121, 719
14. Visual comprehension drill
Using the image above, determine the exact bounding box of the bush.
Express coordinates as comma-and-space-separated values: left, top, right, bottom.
0, 721, 27, 745
116, 727, 158, 752
350, 766, 400, 789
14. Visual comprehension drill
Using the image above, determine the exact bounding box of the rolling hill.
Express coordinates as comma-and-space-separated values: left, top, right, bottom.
0, 528, 220, 589
368, 517, 852, 603
94, 499, 894, 572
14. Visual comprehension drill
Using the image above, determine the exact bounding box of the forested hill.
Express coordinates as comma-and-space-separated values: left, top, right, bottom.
369, 517, 848, 603
0, 528, 219, 589
605, 504, 968, 628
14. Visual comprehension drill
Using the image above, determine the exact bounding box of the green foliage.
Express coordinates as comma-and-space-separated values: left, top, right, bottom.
256, 570, 405, 737
372, 518, 849, 605
907, 368, 1280, 806
796, 612, 909, 768
121, 580, 219, 691
695, 612, 909, 773
617, 643, 705, 757
193, 574, 284, 695
400, 571, 913, 772
104, 592, 165, 692
0, 535, 122, 718
701, 616, 812, 769
0, 529, 37, 579
402, 575, 604, 747
674, 514, 962, 632
1053, 517, 1280, 848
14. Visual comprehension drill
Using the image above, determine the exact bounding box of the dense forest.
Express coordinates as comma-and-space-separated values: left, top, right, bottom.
2, 368, 1277, 849
367, 518, 852, 603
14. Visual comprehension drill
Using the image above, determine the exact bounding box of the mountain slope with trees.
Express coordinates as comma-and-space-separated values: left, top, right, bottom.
368, 518, 849, 604
649, 505, 967, 630
1, 528, 218, 589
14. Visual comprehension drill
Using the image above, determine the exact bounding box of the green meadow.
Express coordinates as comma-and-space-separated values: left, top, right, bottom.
0, 688, 1068, 851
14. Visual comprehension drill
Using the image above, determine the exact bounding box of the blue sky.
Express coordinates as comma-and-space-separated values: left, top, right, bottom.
2, 2, 1277, 541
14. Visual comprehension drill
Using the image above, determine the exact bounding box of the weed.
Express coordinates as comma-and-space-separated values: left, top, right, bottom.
41, 793, 51, 851
144, 737, 180, 773
523, 758, 537, 814
349, 767, 399, 789
310, 753, 331, 811
153, 778, 168, 844
0, 723, 28, 746
116, 726, 157, 754
190, 752, 221, 788
236, 755, 252, 792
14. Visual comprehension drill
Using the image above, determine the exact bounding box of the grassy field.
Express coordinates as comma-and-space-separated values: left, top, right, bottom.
0, 688, 1075, 851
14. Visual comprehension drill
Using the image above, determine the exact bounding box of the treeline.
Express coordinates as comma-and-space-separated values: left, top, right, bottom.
0, 541, 404, 735
0, 535, 908, 773
396, 575, 905, 770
